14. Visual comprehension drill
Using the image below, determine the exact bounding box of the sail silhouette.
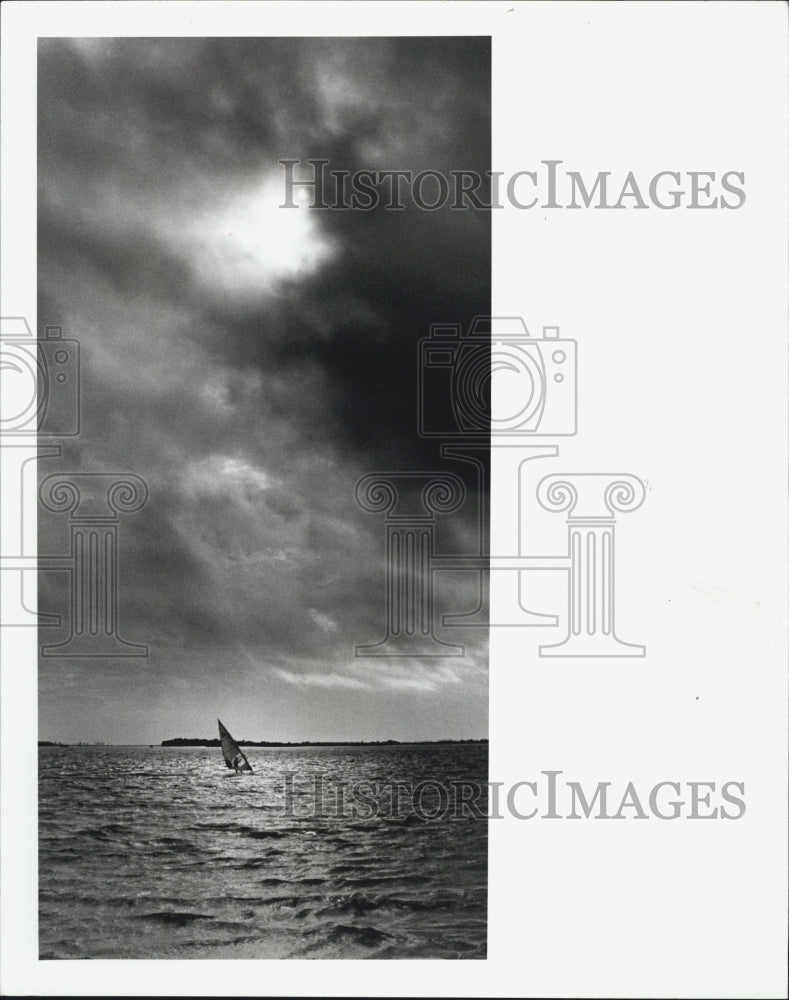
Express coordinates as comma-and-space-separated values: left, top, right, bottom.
217, 719, 253, 773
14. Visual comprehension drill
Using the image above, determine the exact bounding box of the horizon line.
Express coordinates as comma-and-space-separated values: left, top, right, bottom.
39, 737, 490, 747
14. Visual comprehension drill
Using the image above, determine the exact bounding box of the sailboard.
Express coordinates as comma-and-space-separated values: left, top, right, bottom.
217, 718, 253, 774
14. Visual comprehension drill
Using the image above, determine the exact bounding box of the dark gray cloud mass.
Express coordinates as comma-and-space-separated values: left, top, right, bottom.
37, 37, 490, 744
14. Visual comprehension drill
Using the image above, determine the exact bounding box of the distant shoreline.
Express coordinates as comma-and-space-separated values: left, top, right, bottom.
162, 738, 488, 747
39, 738, 488, 748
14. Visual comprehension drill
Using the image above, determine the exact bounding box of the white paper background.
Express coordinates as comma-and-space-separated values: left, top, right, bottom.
1, 2, 786, 996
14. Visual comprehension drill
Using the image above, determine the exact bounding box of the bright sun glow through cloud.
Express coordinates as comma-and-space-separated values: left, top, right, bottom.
180, 176, 335, 296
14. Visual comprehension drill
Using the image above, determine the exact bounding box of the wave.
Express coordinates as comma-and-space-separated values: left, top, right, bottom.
299, 922, 392, 953
222, 852, 286, 867
133, 911, 215, 926
193, 822, 293, 840
340, 873, 424, 887
317, 889, 470, 917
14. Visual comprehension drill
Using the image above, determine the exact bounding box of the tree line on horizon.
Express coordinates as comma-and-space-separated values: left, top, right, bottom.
160, 737, 489, 747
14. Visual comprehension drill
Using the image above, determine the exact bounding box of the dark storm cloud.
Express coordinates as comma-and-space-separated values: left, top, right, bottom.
37, 36, 490, 740
40, 36, 490, 461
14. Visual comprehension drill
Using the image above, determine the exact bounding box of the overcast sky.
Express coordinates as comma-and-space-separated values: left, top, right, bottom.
37, 37, 491, 744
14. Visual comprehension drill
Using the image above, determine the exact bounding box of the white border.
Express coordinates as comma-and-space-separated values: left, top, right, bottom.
2, 2, 787, 996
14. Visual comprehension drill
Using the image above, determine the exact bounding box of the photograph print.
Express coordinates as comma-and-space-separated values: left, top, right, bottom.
36, 35, 491, 960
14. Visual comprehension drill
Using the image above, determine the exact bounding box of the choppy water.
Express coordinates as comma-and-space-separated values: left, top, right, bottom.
39, 744, 487, 959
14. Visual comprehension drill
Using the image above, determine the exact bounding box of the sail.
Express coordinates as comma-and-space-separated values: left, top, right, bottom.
217, 719, 253, 773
